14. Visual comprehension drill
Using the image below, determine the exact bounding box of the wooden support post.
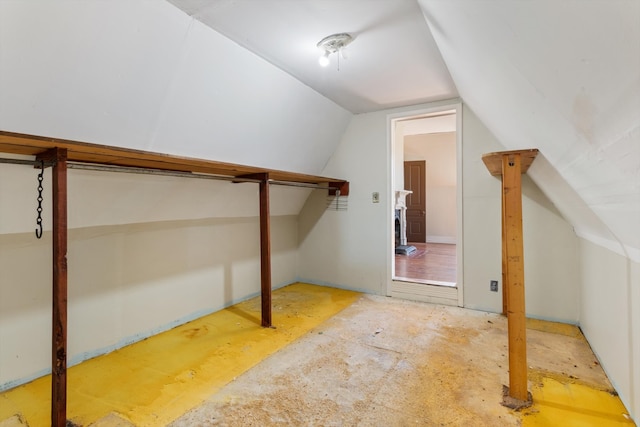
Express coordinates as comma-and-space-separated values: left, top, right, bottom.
236, 172, 274, 328
502, 153, 528, 401
501, 189, 508, 315
258, 173, 272, 327
38, 148, 68, 427
482, 148, 538, 406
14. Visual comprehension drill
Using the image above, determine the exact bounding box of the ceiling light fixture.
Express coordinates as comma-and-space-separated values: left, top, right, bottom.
316, 33, 353, 68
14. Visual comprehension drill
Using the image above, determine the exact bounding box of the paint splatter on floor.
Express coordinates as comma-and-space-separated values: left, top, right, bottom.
1, 284, 634, 426
171, 294, 634, 426
522, 373, 634, 426
0, 283, 360, 427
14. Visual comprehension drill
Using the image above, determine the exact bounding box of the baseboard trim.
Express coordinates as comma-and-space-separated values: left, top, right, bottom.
426, 235, 456, 244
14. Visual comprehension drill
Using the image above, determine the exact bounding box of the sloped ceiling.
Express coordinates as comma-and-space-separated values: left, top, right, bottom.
167, 0, 458, 113
419, 0, 640, 261
0, 0, 352, 224
0, 0, 351, 176
0, 1, 637, 259
167, 0, 639, 260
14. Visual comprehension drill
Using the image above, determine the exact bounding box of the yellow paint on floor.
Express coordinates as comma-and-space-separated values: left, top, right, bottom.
0, 283, 361, 427
526, 318, 584, 339
520, 321, 635, 426
522, 375, 634, 426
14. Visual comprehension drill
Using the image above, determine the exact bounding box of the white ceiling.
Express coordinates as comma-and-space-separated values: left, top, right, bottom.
167, 0, 639, 260
167, 0, 458, 113
421, 0, 639, 260
1, 0, 636, 261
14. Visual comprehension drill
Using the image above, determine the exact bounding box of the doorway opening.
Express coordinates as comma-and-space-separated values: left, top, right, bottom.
388, 103, 463, 307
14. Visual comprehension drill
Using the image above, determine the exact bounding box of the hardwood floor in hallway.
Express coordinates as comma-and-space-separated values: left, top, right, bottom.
394, 242, 456, 284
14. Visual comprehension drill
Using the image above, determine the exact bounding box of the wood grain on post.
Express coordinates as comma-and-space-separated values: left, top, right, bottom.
482, 149, 538, 404
502, 153, 528, 401
502, 196, 508, 315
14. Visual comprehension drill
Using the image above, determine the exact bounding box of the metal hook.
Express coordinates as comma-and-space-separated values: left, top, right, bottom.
35, 160, 44, 239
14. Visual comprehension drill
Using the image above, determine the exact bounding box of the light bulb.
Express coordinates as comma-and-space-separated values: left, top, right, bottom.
318, 51, 330, 67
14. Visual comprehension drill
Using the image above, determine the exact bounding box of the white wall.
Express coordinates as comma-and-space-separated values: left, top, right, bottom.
461, 104, 580, 321
404, 132, 456, 242
0, 165, 302, 390
0, 216, 298, 390
0, 0, 351, 390
0, 0, 351, 175
298, 108, 392, 295
0, 161, 306, 390
393, 124, 406, 191
579, 238, 639, 420
632, 260, 640, 420
298, 102, 580, 323
421, 0, 640, 264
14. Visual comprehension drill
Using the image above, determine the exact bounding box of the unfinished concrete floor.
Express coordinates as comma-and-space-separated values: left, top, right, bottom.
0, 283, 634, 426
171, 291, 632, 426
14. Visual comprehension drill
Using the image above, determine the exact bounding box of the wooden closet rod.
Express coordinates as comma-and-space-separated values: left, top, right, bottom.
0, 157, 55, 167
69, 164, 343, 192
0, 158, 346, 193
67, 162, 263, 184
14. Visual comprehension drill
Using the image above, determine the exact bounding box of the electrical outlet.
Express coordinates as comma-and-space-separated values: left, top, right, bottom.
490, 280, 498, 292
372, 192, 380, 203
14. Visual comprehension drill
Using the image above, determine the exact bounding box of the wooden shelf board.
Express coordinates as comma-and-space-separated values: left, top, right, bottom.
0, 130, 348, 187
482, 149, 539, 176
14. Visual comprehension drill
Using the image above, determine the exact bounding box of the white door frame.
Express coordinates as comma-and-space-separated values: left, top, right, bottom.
386, 100, 464, 307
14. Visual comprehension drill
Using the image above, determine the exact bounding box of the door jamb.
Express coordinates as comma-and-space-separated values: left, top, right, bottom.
386, 100, 464, 307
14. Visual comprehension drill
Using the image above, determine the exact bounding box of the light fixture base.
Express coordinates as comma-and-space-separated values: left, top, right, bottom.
316, 33, 353, 54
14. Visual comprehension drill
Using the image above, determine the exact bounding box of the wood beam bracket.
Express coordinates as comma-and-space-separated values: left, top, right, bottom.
36, 148, 66, 168
481, 149, 539, 177
329, 181, 349, 196
236, 172, 268, 182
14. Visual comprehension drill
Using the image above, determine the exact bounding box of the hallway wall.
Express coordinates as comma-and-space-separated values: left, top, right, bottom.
404, 131, 457, 242
298, 102, 580, 323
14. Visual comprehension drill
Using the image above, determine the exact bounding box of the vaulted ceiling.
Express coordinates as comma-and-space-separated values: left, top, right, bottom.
167, 0, 639, 260
419, 0, 639, 261
167, 0, 458, 114
0, 0, 638, 260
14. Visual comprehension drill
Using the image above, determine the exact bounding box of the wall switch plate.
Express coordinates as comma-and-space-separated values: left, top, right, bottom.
490, 280, 499, 292
372, 192, 380, 203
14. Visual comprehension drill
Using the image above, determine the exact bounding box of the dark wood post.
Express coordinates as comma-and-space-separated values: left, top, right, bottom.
258, 173, 272, 327
38, 148, 68, 427
235, 172, 274, 327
